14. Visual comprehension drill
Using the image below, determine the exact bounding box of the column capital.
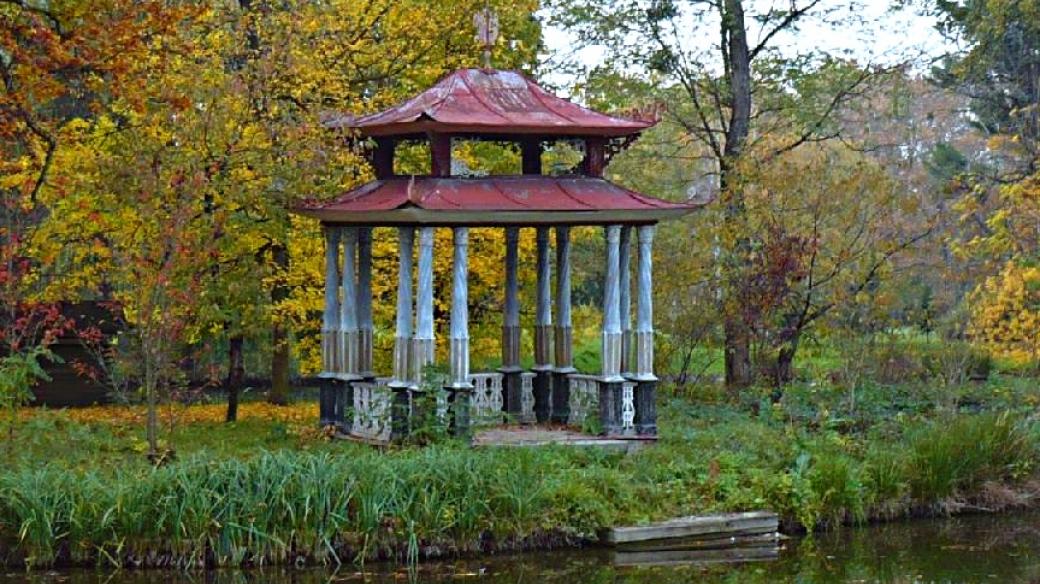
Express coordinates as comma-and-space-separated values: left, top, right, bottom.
418, 225, 435, 246
638, 223, 656, 243
505, 225, 520, 245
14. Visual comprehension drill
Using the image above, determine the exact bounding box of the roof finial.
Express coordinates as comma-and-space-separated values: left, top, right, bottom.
473, 3, 499, 69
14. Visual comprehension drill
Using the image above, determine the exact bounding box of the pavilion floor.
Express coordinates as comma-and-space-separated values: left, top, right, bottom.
473, 425, 655, 452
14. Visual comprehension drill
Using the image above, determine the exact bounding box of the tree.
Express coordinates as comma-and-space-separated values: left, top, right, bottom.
932, 0, 1040, 178
550, 0, 892, 388
31, 0, 545, 417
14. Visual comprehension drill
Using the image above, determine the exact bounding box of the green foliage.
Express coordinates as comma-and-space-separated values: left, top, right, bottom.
0, 348, 53, 412
0, 347, 56, 453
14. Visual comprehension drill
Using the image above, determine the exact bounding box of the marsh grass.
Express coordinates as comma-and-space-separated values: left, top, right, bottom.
908, 412, 1035, 505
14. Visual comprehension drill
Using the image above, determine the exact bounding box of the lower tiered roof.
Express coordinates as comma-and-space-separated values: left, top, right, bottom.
297, 176, 698, 225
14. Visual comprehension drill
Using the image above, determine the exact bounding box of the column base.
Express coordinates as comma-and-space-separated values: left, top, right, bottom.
551, 368, 576, 424
532, 368, 553, 424
388, 384, 412, 442
598, 380, 624, 436
634, 379, 658, 437
448, 386, 473, 440
318, 377, 344, 428
500, 366, 524, 423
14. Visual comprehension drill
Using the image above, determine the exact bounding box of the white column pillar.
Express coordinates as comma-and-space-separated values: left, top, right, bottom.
602, 225, 623, 382
502, 227, 521, 370
635, 225, 657, 381
554, 226, 574, 372
619, 226, 633, 375
339, 227, 360, 379
321, 226, 340, 377
414, 227, 436, 384
357, 227, 374, 378
391, 227, 415, 388
450, 227, 471, 388
534, 227, 553, 371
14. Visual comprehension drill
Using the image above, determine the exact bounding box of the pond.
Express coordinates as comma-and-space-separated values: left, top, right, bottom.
3, 511, 1039, 583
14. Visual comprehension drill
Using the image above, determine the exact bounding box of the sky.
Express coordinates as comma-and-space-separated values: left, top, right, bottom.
538, 0, 957, 91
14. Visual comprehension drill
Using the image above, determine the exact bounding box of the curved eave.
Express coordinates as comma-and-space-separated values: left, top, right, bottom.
324, 119, 651, 139
293, 207, 697, 226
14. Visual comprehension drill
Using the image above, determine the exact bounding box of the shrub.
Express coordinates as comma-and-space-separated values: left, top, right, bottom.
806, 449, 867, 527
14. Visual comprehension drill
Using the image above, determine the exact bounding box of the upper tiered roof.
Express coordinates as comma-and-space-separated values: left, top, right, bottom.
323, 68, 655, 138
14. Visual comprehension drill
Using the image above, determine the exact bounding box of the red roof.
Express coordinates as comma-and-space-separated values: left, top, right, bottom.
323, 69, 655, 138
296, 176, 697, 225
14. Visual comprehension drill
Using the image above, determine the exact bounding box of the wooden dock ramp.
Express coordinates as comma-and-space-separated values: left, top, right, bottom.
603, 511, 780, 552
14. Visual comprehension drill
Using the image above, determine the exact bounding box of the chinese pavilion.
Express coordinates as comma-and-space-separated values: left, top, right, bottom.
296, 67, 698, 443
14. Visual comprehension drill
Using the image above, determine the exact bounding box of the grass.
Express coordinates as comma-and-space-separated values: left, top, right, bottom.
0, 373, 1038, 570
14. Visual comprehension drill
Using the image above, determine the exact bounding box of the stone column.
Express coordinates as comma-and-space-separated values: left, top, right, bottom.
634, 225, 658, 436
552, 226, 575, 424
390, 227, 415, 439
533, 227, 554, 423
448, 227, 473, 437
500, 227, 523, 421
339, 227, 360, 379
414, 227, 436, 385
619, 226, 633, 375
357, 227, 375, 380
319, 226, 342, 427
599, 225, 625, 435
337, 227, 361, 432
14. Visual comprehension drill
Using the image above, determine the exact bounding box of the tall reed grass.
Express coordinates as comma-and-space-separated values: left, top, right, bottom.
0, 408, 1036, 570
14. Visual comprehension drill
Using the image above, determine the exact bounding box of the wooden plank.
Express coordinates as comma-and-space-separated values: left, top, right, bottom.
603, 511, 778, 545
614, 531, 782, 552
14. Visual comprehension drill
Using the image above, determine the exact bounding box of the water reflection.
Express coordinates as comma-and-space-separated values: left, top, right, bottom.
3, 511, 1039, 583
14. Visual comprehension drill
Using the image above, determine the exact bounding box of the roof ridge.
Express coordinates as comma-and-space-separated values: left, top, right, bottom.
524, 75, 580, 125
455, 69, 514, 123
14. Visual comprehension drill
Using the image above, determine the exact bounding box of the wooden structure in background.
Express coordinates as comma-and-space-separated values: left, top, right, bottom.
32, 302, 118, 407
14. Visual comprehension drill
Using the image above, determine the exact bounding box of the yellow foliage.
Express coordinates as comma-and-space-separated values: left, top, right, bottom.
970, 261, 1040, 364
22, 401, 319, 434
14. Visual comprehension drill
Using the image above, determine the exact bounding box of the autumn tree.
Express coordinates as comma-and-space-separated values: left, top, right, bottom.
550, 0, 899, 388
32, 0, 544, 419
1, 1, 185, 430
932, 0, 1040, 178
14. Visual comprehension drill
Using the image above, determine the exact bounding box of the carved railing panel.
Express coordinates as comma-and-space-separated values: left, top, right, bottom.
520, 372, 536, 424
351, 378, 392, 442
621, 381, 636, 433
470, 372, 504, 426
567, 374, 600, 427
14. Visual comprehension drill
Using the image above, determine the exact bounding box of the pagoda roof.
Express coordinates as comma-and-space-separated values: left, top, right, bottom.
323, 69, 655, 138
297, 176, 698, 226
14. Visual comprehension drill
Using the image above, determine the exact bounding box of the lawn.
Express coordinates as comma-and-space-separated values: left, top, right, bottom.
1, 372, 1038, 570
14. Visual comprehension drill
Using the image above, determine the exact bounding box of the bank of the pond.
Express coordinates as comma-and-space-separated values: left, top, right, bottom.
1, 383, 1038, 570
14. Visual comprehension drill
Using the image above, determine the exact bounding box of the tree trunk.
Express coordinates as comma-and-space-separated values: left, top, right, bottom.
145, 358, 158, 460
775, 337, 799, 388
226, 335, 244, 422
724, 318, 753, 388
269, 243, 291, 405
721, 0, 754, 390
